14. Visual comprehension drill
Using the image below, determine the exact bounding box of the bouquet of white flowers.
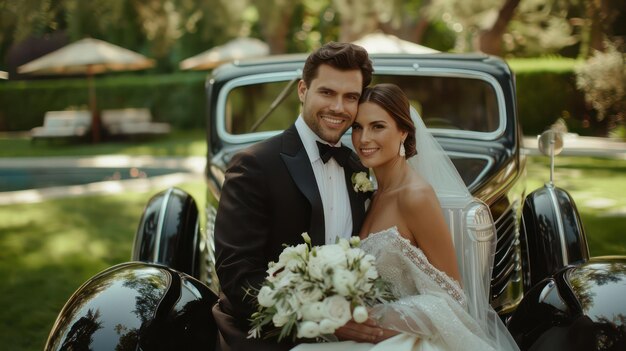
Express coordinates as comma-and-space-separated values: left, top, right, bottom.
248, 233, 394, 342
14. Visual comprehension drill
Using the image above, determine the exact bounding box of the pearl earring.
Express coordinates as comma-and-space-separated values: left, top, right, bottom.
399, 141, 406, 157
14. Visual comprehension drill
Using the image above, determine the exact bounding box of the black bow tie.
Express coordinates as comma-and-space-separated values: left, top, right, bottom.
316, 141, 351, 167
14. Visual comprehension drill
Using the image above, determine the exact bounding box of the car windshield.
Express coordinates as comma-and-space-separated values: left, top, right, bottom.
221, 73, 501, 138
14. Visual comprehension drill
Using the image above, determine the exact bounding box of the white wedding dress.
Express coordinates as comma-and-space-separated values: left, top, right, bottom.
293, 107, 519, 351
292, 226, 500, 351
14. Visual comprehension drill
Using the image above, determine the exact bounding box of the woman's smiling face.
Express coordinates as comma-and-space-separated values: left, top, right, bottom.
352, 101, 407, 168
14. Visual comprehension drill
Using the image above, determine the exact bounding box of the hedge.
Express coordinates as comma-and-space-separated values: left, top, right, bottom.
0, 58, 595, 136
507, 57, 594, 136
0, 71, 207, 131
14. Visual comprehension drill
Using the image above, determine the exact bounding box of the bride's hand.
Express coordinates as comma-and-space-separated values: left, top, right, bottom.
335, 318, 383, 343
378, 328, 401, 342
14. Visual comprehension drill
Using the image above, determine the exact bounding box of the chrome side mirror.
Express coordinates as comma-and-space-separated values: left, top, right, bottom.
537, 130, 564, 186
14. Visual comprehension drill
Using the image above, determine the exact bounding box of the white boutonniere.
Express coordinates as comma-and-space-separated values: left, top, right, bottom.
351, 172, 374, 193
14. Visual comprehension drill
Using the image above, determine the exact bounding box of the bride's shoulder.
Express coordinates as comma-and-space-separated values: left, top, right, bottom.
398, 180, 438, 213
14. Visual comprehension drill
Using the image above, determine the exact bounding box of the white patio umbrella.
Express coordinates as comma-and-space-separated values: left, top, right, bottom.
352, 32, 439, 54
18, 38, 155, 142
179, 37, 270, 70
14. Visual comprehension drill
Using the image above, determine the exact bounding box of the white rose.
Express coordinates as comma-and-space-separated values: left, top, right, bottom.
318, 318, 340, 334
287, 293, 303, 318
359, 254, 376, 273
266, 261, 285, 280
295, 282, 323, 304
364, 265, 378, 281
301, 301, 324, 322
352, 306, 368, 323
272, 309, 292, 327
352, 172, 374, 193
346, 247, 363, 264
332, 268, 357, 296
257, 286, 276, 307
278, 244, 308, 270
349, 236, 361, 247
321, 295, 352, 327
297, 321, 320, 339
307, 255, 324, 280
274, 271, 301, 290
313, 244, 348, 269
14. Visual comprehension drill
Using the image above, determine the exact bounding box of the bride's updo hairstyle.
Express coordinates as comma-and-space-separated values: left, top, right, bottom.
359, 83, 417, 158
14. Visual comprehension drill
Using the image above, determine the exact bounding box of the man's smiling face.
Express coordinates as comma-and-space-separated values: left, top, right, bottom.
298, 64, 363, 144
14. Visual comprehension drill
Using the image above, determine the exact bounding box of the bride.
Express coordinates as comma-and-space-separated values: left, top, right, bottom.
293, 83, 519, 351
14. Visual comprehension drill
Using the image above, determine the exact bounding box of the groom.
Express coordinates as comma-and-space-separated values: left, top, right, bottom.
213, 42, 377, 350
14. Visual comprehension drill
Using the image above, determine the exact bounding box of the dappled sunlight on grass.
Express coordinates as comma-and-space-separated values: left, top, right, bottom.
0, 179, 206, 350
24, 231, 109, 267
0, 192, 151, 350
527, 155, 626, 257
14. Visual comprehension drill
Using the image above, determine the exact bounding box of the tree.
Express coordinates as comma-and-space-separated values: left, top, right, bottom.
254, 0, 300, 54
577, 0, 624, 59
331, 0, 433, 45
427, 0, 578, 56
505, 0, 577, 57
477, 0, 520, 56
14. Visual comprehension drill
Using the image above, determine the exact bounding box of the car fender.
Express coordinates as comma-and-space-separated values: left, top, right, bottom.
133, 187, 201, 277
45, 262, 218, 351
507, 257, 626, 350
520, 184, 589, 291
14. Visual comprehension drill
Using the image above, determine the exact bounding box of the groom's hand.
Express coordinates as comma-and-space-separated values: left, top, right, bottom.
335, 318, 383, 343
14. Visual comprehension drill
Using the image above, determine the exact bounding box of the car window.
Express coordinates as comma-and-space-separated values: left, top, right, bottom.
225, 80, 301, 135
221, 73, 501, 138
372, 75, 499, 133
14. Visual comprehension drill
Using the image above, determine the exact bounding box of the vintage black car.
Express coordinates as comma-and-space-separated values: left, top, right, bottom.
45, 53, 626, 350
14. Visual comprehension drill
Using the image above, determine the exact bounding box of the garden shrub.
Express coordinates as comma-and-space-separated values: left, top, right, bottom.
508, 57, 599, 136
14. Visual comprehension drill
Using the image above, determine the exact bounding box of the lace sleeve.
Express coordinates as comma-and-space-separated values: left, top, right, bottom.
393, 235, 467, 307
361, 230, 496, 349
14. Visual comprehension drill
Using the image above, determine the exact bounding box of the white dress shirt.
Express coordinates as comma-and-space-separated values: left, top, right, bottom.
295, 116, 353, 244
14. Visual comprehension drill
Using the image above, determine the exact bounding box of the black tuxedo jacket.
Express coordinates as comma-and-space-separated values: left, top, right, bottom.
213, 124, 368, 350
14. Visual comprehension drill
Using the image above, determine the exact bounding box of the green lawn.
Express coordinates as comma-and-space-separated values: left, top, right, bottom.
0, 180, 205, 351
525, 156, 626, 257
0, 134, 624, 350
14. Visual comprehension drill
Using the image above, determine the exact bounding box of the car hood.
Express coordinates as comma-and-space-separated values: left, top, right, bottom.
565, 257, 626, 324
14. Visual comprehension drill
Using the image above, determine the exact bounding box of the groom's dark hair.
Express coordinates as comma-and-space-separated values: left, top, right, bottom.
302, 42, 373, 90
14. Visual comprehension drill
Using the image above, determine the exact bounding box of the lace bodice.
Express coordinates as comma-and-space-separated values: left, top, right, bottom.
360, 227, 466, 307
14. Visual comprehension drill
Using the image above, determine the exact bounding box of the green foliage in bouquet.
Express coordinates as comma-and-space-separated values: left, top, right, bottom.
247, 233, 395, 342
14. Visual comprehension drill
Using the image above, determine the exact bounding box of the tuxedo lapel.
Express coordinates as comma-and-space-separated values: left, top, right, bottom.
280, 125, 325, 246
343, 153, 369, 236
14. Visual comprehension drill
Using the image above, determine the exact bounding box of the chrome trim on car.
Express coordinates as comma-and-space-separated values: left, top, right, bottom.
191, 217, 199, 277
547, 184, 569, 265
154, 187, 173, 263
492, 203, 521, 300
216, 68, 507, 144
216, 71, 300, 145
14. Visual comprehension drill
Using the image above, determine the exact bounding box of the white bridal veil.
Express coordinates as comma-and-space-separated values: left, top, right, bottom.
407, 107, 519, 350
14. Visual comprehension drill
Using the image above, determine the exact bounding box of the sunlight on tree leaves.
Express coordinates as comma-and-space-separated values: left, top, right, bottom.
575, 41, 626, 125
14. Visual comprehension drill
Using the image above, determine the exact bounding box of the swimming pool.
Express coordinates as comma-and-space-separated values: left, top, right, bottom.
0, 167, 185, 192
